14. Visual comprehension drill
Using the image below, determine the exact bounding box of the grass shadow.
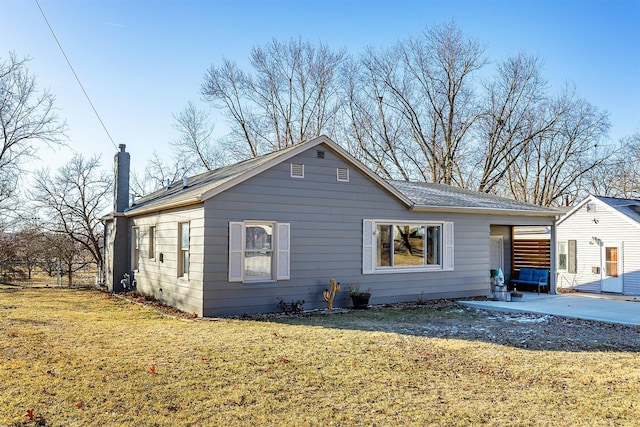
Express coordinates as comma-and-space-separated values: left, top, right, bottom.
255, 301, 640, 353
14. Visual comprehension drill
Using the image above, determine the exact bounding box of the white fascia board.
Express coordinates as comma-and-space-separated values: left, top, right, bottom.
556, 196, 596, 226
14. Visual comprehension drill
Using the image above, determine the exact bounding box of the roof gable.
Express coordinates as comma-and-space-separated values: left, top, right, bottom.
557, 195, 640, 229
126, 136, 412, 216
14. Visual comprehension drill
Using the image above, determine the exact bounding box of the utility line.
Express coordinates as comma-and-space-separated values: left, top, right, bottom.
35, 0, 119, 151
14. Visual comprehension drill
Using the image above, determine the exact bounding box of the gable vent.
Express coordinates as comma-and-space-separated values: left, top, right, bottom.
316, 150, 325, 159
586, 203, 596, 213
337, 167, 349, 182
290, 163, 304, 178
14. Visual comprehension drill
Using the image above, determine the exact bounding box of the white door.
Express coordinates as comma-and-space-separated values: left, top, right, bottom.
490, 236, 504, 272
601, 244, 623, 293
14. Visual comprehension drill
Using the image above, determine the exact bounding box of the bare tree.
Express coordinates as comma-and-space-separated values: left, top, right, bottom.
505, 87, 611, 206
172, 101, 226, 171
584, 132, 640, 199
0, 53, 66, 204
13, 222, 46, 279
341, 53, 416, 181
347, 22, 487, 185
31, 153, 111, 267
473, 53, 555, 193
614, 132, 640, 198
43, 231, 90, 287
0, 229, 19, 281
398, 22, 487, 185
202, 38, 347, 158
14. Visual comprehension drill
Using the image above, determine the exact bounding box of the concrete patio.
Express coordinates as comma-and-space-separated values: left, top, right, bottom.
459, 292, 640, 326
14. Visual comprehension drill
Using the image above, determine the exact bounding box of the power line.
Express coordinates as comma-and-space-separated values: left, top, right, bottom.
34, 0, 119, 151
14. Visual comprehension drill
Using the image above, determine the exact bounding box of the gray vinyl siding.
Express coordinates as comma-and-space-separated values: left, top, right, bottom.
490, 225, 513, 283
199, 147, 555, 316
130, 206, 205, 316
557, 199, 640, 295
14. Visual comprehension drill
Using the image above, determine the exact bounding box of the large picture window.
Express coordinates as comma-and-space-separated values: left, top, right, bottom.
363, 220, 453, 273
229, 221, 290, 283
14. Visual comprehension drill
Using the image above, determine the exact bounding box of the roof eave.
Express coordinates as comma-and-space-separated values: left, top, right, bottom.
411, 205, 560, 217
124, 197, 203, 217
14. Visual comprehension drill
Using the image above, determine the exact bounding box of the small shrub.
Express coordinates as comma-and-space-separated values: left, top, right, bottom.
277, 298, 305, 314
416, 292, 428, 305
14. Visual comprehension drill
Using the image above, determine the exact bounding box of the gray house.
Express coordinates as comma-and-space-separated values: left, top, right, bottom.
103, 136, 559, 316
556, 195, 640, 295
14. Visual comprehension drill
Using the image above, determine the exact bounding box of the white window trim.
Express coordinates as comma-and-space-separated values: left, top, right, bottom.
148, 225, 156, 261
337, 167, 349, 182
132, 226, 140, 272
557, 240, 568, 272
229, 221, 290, 283
363, 219, 454, 274
178, 222, 190, 279
290, 163, 304, 178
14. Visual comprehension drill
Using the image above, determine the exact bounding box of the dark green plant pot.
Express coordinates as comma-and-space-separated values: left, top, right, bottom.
351, 294, 370, 309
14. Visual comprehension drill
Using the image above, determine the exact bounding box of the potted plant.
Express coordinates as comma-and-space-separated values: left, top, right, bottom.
350, 286, 371, 309
510, 290, 523, 301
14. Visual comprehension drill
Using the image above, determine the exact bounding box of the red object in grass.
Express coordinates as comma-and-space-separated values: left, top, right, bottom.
26, 409, 34, 420
149, 365, 156, 374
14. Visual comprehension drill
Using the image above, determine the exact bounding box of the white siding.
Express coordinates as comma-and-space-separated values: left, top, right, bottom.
557, 198, 640, 295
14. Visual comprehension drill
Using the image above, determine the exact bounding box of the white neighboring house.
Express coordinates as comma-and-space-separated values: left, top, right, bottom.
556, 196, 640, 295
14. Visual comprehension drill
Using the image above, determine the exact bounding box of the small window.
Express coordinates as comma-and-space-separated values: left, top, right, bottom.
558, 241, 567, 271
337, 167, 349, 182
229, 221, 290, 283
290, 163, 304, 178
178, 222, 190, 278
568, 240, 577, 274
132, 227, 140, 271
148, 226, 156, 259
604, 247, 618, 277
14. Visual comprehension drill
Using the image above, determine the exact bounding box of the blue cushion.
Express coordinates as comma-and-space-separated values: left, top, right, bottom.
532, 269, 548, 283
518, 268, 534, 281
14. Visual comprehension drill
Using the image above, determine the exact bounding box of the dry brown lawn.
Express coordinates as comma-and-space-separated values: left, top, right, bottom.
1, 285, 639, 426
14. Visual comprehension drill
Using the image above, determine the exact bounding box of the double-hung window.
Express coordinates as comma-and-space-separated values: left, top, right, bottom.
178, 222, 190, 278
229, 221, 290, 283
558, 241, 568, 271
148, 226, 156, 260
558, 240, 577, 273
363, 220, 454, 273
132, 227, 140, 271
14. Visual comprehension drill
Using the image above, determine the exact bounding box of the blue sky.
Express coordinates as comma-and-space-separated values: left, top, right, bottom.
1, 0, 639, 177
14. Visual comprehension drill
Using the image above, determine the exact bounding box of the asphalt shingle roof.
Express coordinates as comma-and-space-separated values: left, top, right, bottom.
124, 137, 557, 217
387, 180, 558, 213
594, 196, 640, 225
129, 144, 301, 213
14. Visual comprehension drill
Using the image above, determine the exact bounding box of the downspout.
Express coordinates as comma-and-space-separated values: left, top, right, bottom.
550, 219, 558, 294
